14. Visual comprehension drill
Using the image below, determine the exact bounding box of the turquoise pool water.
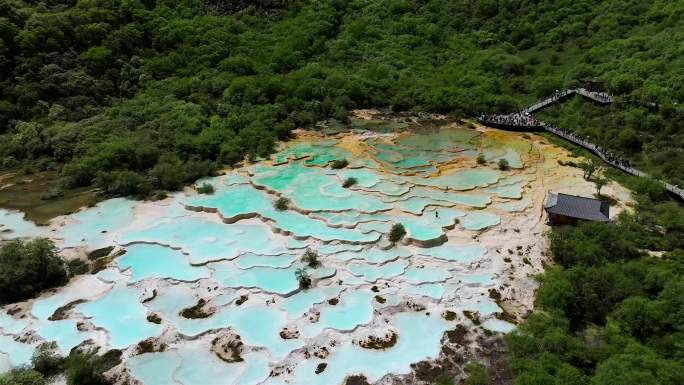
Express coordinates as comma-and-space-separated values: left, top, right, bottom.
0, 209, 45, 239
128, 351, 181, 385
416, 243, 487, 262
333, 246, 413, 263
403, 267, 451, 284
0, 313, 28, 335
347, 260, 409, 282
280, 286, 343, 318
461, 212, 501, 230
1, 126, 533, 381
77, 284, 163, 349
62, 198, 136, 248
301, 290, 375, 337
210, 263, 301, 295
118, 244, 211, 282
268, 312, 448, 385
0, 335, 35, 368
235, 253, 297, 268
401, 283, 446, 299
120, 217, 288, 264
34, 319, 97, 353
482, 319, 516, 333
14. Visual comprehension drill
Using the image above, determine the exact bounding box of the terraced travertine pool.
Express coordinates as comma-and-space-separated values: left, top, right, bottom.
0, 121, 615, 384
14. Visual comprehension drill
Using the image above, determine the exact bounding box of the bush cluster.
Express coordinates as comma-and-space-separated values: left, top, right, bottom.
0, 239, 68, 304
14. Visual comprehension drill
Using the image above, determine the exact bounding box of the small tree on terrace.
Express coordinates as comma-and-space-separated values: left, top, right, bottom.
274, 197, 289, 211
342, 177, 357, 188
330, 159, 349, 169
301, 249, 321, 268
498, 158, 510, 171
580, 159, 600, 180
388, 223, 406, 243
295, 268, 311, 289
595, 176, 609, 196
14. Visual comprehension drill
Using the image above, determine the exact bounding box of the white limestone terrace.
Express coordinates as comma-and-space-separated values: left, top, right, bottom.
0, 122, 632, 385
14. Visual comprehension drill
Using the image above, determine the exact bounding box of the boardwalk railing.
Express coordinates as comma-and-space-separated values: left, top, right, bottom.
542, 123, 684, 200
524, 88, 613, 114
477, 88, 684, 201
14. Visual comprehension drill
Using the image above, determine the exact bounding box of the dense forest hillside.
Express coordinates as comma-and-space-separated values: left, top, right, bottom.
507, 172, 684, 385
0, 0, 682, 196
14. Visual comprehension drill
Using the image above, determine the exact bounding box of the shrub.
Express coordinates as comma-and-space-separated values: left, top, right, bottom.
274, 197, 289, 211
66, 353, 113, 385
32, 342, 65, 377
434, 375, 455, 385
94, 171, 147, 196
476, 154, 486, 165
301, 249, 321, 268
342, 177, 358, 188
330, 159, 349, 169
196, 183, 215, 194
0, 368, 46, 385
498, 158, 510, 170
295, 268, 311, 289
42, 187, 65, 200
388, 223, 406, 243
0, 238, 68, 304
465, 362, 490, 385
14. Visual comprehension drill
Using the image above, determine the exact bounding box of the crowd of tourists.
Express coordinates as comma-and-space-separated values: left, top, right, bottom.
478, 89, 683, 201
477, 112, 540, 127
478, 112, 633, 170
577, 89, 612, 103
544, 124, 632, 169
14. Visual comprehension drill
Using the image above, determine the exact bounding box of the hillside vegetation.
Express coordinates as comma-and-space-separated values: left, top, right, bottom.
507, 175, 684, 385
0, 0, 682, 196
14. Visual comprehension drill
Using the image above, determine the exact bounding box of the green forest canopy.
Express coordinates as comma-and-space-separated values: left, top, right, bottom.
0, 0, 682, 196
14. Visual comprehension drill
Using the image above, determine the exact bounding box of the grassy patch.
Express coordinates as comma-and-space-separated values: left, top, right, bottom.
0, 170, 97, 224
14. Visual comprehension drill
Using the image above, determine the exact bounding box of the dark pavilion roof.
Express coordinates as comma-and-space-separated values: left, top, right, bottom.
544, 192, 610, 222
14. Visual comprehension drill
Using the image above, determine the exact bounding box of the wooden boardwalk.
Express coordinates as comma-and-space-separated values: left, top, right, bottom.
477, 89, 684, 201
524, 88, 613, 114
543, 124, 684, 200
